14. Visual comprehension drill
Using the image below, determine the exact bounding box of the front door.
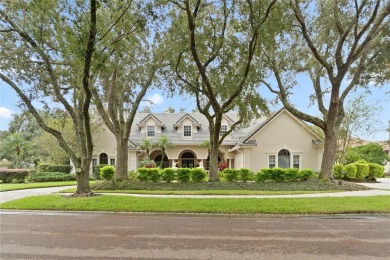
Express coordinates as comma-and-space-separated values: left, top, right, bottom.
182, 159, 194, 168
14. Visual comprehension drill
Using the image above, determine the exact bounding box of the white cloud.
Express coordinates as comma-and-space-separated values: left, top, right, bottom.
149, 93, 163, 106
0, 107, 13, 119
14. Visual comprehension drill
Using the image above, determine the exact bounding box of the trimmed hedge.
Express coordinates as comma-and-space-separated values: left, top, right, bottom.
191, 168, 207, 182
239, 168, 254, 183
100, 166, 115, 181
344, 164, 357, 180
334, 162, 384, 181
161, 168, 176, 183
177, 168, 191, 183
29, 172, 77, 182
354, 162, 369, 180
255, 168, 317, 182
222, 169, 240, 182
0, 169, 29, 183
333, 164, 344, 179
94, 165, 108, 180
37, 164, 72, 174
136, 168, 160, 182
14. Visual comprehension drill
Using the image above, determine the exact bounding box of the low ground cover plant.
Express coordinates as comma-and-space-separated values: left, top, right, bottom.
0, 169, 29, 183
333, 161, 384, 181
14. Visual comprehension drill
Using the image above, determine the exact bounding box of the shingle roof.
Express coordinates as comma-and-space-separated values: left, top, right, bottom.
129, 112, 269, 146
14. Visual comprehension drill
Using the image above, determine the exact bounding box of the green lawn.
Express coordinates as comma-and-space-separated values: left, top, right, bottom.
1, 195, 389, 214
60, 188, 341, 195
0, 181, 78, 192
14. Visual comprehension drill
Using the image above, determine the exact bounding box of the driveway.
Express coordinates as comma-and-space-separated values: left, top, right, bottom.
0, 186, 75, 204
357, 178, 390, 190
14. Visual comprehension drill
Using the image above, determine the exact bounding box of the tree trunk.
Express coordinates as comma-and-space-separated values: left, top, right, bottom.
76, 160, 90, 194
319, 127, 338, 181
115, 138, 129, 180
209, 144, 219, 181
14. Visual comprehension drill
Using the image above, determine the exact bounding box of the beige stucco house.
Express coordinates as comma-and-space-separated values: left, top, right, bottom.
92, 109, 324, 173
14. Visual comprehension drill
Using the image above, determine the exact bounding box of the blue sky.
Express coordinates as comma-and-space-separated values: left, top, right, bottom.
1, 78, 389, 141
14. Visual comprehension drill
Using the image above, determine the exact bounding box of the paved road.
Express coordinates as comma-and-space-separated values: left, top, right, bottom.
1, 211, 389, 259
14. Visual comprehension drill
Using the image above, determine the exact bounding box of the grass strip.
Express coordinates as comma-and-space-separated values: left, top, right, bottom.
0, 182, 77, 192
60, 188, 342, 195
1, 195, 389, 214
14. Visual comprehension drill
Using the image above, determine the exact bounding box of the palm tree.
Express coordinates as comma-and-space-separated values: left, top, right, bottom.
0, 133, 31, 167
155, 135, 175, 168
138, 138, 155, 159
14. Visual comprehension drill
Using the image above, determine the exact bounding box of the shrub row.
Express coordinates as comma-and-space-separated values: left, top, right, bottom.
37, 163, 72, 174
0, 169, 29, 183
333, 162, 384, 181
28, 172, 77, 182
136, 168, 207, 183
220, 168, 255, 182
255, 168, 317, 182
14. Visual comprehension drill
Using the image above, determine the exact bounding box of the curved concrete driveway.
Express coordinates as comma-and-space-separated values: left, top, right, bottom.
0, 186, 75, 204
357, 178, 390, 190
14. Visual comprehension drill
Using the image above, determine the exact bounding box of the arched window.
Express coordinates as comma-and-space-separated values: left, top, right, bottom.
99, 153, 108, 165
181, 152, 194, 158
278, 149, 290, 168
154, 154, 169, 169
180, 151, 196, 168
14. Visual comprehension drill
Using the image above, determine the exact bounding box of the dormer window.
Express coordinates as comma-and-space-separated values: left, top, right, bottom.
220, 125, 228, 135
147, 125, 155, 137
183, 125, 192, 137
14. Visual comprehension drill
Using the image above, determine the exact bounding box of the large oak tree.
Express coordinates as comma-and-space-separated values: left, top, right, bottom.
261, 0, 390, 180
164, 0, 276, 180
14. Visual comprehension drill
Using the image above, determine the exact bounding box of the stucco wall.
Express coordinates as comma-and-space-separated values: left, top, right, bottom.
245, 110, 322, 172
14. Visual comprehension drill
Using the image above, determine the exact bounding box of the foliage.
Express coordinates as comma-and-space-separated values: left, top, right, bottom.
138, 159, 157, 168
298, 169, 317, 181
336, 95, 383, 164
255, 168, 317, 182
128, 170, 138, 182
161, 168, 176, 183
222, 169, 240, 182
333, 164, 345, 180
154, 135, 175, 168
0, 133, 31, 168
260, 1, 390, 181
218, 162, 229, 172
344, 164, 357, 180
93, 165, 108, 180
239, 168, 255, 183
138, 139, 155, 160
29, 172, 77, 182
353, 162, 369, 180
164, 0, 276, 180
176, 168, 191, 183
136, 168, 160, 182
0, 169, 29, 183
345, 143, 390, 165
99, 166, 115, 181
190, 168, 207, 182
37, 164, 72, 173
368, 163, 384, 180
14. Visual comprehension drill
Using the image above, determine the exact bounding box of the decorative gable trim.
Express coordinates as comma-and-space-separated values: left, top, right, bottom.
173, 113, 202, 128
136, 113, 166, 128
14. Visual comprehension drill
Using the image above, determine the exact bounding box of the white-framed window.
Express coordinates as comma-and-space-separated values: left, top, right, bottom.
220, 125, 228, 135
183, 125, 192, 137
147, 125, 155, 137
110, 158, 116, 165
293, 155, 300, 169
269, 155, 276, 168
92, 158, 97, 168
